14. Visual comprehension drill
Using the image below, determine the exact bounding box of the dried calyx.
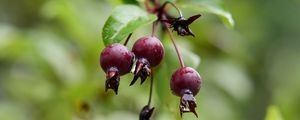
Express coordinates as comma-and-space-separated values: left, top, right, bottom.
105, 67, 120, 94
180, 89, 198, 117
162, 15, 201, 37
130, 58, 151, 86
139, 105, 155, 120
149, 0, 201, 37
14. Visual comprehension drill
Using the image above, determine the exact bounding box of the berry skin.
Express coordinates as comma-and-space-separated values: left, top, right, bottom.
170, 67, 202, 117
170, 67, 202, 96
130, 36, 164, 86
100, 43, 134, 94
132, 36, 164, 67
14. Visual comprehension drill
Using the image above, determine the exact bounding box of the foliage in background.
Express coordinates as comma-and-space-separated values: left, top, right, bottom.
1, 0, 300, 120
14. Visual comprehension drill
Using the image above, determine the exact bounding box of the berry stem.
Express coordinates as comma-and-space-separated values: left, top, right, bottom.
147, 72, 154, 106
124, 33, 133, 46
151, 21, 158, 37
163, 22, 185, 67
161, 1, 183, 17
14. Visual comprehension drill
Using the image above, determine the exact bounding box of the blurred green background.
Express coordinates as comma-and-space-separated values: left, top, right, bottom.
0, 0, 300, 120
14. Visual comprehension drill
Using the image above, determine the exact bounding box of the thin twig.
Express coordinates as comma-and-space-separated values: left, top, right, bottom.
124, 33, 133, 46
163, 22, 185, 67
147, 72, 154, 106
161, 1, 183, 17
151, 21, 158, 37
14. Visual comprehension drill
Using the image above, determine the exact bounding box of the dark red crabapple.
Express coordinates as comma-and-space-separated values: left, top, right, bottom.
170, 67, 202, 117
100, 43, 134, 94
130, 36, 164, 86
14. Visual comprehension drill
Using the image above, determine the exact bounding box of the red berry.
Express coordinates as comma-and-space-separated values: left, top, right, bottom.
132, 36, 164, 67
100, 43, 134, 94
100, 43, 134, 75
170, 67, 202, 96
170, 67, 202, 117
130, 36, 164, 86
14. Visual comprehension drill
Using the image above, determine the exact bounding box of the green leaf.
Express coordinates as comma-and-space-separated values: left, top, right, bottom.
102, 5, 157, 46
121, 0, 139, 4
108, 0, 139, 5
265, 105, 283, 120
179, 0, 235, 28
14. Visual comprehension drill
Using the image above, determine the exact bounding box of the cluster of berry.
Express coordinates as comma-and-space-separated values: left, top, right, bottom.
100, 36, 164, 94
100, 0, 203, 119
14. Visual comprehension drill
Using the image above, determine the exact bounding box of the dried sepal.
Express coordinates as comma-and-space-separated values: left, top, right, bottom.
130, 58, 151, 86
180, 89, 198, 117
162, 14, 201, 37
139, 105, 155, 120
105, 67, 120, 95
